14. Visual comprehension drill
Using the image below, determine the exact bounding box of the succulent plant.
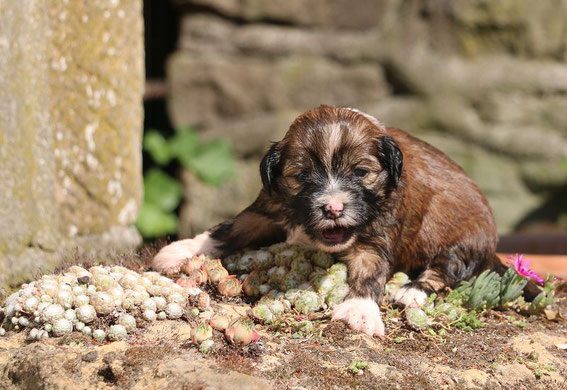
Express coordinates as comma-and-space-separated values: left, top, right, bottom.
293, 320, 315, 333
293, 291, 322, 314
311, 252, 334, 269
458, 270, 501, 310
243, 272, 262, 297
153, 296, 167, 311
207, 266, 229, 283
251, 304, 274, 324
184, 256, 205, 274
23, 297, 39, 312
405, 308, 429, 330
328, 263, 348, 283
175, 275, 195, 288
218, 275, 242, 297
187, 270, 209, 285
74, 294, 90, 307
312, 274, 337, 294
143, 309, 157, 322
64, 309, 77, 322
75, 304, 97, 323
90, 292, 115, 315
253, 250, 273, 269
266, 299, 285, 318
225, 318, 259, 345
53, 318, 73, 336
165, 303, 184, 319
199, 339, 214, 353
499, 266, 528, 306
325, 284, 349, 307
191, 323, 213, 343
141, 298, 157, 312
209, 313, 231, 331
238, 254, 255, 272
118, 314, 137, 332
280, 271, 306, 291
42, 304, 65, 322
167, 293, 186, 305
197, 292, 210, 311
109, 324, 128, 341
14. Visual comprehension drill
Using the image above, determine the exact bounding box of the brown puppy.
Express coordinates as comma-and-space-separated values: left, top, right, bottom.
152, 105, 499, 337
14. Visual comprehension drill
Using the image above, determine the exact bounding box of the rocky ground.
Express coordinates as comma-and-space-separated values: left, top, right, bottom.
1, 284, 566, 390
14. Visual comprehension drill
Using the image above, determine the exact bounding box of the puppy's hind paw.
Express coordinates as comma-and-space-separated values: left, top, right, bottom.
392, 285, 428, 308
332, 297, 384, 337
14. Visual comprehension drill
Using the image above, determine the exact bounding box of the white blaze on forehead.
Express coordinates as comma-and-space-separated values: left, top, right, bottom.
326, 122, 344, 154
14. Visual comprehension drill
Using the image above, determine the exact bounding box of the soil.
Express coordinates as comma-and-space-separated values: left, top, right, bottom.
1, 290, 566, 389
1, 245, 566, 389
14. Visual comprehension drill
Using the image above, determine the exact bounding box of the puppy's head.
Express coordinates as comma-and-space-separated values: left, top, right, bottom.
260, 105, 403, 252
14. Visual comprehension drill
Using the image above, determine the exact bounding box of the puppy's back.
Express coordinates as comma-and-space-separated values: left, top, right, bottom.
385, 127, 498, 268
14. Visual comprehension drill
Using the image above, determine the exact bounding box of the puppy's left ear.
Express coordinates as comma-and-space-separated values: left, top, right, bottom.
377, 136, 403, 187
260, 143, 282, 195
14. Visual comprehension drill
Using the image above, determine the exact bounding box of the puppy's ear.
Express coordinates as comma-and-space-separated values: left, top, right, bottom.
377, 136, 403, 187
260, 143, 281, 194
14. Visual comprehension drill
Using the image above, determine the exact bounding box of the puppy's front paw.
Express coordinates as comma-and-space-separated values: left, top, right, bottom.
331, 297, 384, 337
392, 285, 428, 308
152, 232, 218, 275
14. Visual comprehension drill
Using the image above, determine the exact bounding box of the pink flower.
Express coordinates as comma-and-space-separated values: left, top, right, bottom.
509, 253, 544, 285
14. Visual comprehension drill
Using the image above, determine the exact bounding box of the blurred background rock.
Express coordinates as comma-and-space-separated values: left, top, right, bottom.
2, 0, 567, 294
144, 0, 567, 239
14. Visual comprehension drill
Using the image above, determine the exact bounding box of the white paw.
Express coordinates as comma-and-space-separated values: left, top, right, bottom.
392, 286, 428, 308
331, 297, 384, 337
152, 232, 219, 275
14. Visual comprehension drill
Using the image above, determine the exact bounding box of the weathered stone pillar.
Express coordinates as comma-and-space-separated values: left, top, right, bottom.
0, 0, 144, 295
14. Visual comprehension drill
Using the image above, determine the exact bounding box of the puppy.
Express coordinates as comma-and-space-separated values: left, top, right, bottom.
152, 105, 499, 337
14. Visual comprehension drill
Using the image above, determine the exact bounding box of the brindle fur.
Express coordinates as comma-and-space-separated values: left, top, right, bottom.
209, 105, 499, 305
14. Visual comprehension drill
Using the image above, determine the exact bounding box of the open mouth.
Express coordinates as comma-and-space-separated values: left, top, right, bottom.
320, 226, 354, 245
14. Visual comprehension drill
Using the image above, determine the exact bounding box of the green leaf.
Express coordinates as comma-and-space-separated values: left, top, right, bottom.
143, 168, 182, 212
144, 130, 172, 165
561, 159, 567, 171
135, 202, 178, 238
186, 139, 235, 185
169, 129, 200, 165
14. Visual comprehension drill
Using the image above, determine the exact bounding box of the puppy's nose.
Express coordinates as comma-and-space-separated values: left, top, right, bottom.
323, 200, 344, 219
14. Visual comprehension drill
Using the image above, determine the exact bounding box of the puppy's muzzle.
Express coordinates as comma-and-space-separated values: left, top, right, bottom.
323, 200, 344, 220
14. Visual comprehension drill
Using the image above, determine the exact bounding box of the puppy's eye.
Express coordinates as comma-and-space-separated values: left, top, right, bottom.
295, 171, 309, 182
354, 168, 369, 178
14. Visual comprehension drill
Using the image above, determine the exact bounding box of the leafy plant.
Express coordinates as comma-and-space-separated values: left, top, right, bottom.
348, 361, 368, 374
136, 127, 235, 238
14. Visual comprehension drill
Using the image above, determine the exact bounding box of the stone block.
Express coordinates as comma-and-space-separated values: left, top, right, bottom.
0, 0, 144, 294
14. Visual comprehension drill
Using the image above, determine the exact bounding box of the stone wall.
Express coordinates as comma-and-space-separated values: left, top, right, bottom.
0, 0, 144, 294
168, 0, 567, 237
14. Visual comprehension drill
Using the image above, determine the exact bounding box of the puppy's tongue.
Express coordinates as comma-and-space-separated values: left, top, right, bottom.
322, 227, 347, 244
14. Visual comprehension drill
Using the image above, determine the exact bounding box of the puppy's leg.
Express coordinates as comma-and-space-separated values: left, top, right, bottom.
393, 250, 489, 307
152, 194, 285, 275
332, 250, 390, 337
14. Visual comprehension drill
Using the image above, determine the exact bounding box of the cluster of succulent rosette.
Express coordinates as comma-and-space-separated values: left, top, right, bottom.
0, 248, 559, 345
391, 253, 559, 334
451, 254, 556, 313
